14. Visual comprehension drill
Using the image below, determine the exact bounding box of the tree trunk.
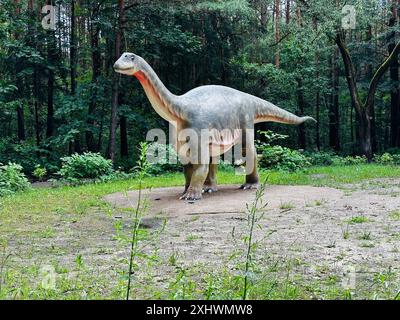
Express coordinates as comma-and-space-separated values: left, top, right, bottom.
70, 0, 81, 152
32, 66, 41, 146
120, 115, 128, 158
389, 0, 400, 148
260, 1, 267, 28
286, 0, 290, 24
313, 18, 320, 150
329, 46, 341, 151
70, 0, 77, 95
87, 5, 101, 152
14, 0, 25, 141
45, 0, 56, 139
109, 0, 125, 162
296, 78, 306, 149
274, 0, 281, 67
315, 50, 321, 150
358, 111, 372, 160
295, 2, 302, 26
46, 70, 54, 139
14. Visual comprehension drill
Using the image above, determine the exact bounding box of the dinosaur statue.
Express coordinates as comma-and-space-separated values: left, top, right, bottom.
114, 53, 315, 200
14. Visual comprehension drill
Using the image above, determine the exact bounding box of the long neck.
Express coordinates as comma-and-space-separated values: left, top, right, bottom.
134, 60, 181, 122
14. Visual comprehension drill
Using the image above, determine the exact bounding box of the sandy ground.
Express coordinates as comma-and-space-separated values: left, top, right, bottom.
104, 179, 400, 293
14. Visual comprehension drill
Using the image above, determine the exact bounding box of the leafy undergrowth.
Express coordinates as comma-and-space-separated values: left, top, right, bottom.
0, 164, 400, 300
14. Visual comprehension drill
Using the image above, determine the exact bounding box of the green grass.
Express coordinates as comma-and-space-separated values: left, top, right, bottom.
389, 211, 400, 221
280, 202, 295, 210
358, 231, 372, 240
347, 216, 369, 224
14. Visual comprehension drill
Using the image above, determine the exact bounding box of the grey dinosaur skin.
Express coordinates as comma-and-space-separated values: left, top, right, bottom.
114, 53, 316, 200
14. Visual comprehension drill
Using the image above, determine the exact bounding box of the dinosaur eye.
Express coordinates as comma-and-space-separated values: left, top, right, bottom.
131, 56, 135, 61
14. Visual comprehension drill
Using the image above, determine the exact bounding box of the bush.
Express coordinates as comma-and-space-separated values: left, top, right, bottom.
374, 152, 400, 165
32, 165, 47, 181
393, 154, 400, 165
58, 152, 113, 181
0, 139, 59, 175
339, 155, 367, 165
374, 153, 394, 165
0, 163, 31, 197
258, 145, 310, 172
306, 151, 338, 166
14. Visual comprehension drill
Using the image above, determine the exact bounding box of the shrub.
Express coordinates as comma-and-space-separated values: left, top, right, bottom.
255, 130, 289, 150
0, 163, 31, 197
393, 154, 400, 165
374, 153, 394, 165
339, 155, 367, 165
0, 139, 59, 175
58, 152, 113, 181
32, 165, 47, 181
373, 152, 400, 165
259, 145, 310, 172
306, 151, 338, 166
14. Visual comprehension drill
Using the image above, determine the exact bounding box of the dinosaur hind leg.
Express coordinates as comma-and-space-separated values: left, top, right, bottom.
180, 164, 209, 201
203, 158, 218, 193
240, 144, 259, 190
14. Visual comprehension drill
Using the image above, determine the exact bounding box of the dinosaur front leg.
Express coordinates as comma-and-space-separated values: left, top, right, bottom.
183, 164, 193, 195
180, 164, 209, 200
240, 144, 260, 190
203, 161, 218, 193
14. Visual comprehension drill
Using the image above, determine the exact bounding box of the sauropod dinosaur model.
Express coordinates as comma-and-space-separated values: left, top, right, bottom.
114, 53, 316, 200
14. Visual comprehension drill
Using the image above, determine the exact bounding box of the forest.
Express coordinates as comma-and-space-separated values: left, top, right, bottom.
1, 0, 400, 174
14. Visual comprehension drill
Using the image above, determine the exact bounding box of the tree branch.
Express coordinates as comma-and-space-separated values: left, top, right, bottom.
365, 40, 400, 108
335, 32, 362, 113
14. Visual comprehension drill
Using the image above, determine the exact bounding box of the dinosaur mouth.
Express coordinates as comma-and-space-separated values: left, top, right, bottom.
114, 66, 133, 71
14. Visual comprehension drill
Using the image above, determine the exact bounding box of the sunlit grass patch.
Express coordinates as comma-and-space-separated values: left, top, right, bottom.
347, 216, 369, 224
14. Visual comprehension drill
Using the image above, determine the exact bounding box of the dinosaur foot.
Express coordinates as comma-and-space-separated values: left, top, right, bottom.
180, 188, 202, 201
203, 185, 218, 193
239, 183, 259, 190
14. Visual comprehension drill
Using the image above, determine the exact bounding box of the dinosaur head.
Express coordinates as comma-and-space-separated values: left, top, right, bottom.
113, 52, 140, 76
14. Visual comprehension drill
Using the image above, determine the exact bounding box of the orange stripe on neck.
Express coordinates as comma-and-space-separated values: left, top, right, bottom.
134, 70, 147, 82
133, 70, 177, 121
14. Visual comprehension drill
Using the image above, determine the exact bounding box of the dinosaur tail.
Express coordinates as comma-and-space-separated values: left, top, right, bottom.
254, 98, 317, 125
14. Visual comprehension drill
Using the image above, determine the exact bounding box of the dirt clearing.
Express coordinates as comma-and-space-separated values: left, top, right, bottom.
104, 180, 400, 296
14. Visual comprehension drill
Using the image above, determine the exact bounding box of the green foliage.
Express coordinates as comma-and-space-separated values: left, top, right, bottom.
374, 152, 400, 165
339, 156, 368, 166
58, 152, 113, 182
255, 130, 289, 151
374, 153, 394, 165
259, 145, 310, 172
32, 165, 47, 182
0, 140, 58, 175
256, 130, 310, 172
306, 151, 339, 166
0, 162, 30, 197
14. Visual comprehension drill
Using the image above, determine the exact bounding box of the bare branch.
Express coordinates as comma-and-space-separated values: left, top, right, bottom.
365, 40, 400, 108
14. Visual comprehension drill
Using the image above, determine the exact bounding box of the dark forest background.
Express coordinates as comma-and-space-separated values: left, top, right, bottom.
1, 0, 400, 174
